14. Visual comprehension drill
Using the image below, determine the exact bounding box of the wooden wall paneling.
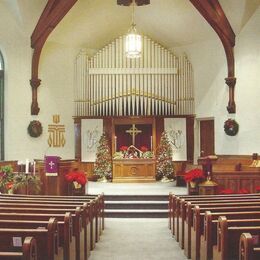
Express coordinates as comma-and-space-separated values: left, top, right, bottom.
186, 117, 194, 162
80, 162, 96, 180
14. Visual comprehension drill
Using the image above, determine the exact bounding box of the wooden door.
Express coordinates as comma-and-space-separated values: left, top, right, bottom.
200, 119, 215, 156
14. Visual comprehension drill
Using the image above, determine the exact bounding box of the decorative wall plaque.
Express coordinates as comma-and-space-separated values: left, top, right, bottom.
47, 115, 65, 147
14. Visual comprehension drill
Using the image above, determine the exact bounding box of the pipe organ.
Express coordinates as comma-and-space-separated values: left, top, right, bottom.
74, 35, 194, 117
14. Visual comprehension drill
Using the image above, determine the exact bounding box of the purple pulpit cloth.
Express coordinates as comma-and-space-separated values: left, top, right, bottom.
44, 156, 61, 173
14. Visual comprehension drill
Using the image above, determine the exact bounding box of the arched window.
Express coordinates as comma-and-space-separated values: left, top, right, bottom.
0, 51, 4, 160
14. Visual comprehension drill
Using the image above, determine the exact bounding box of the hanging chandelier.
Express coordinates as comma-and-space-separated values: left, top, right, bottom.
125, 1, 142, 58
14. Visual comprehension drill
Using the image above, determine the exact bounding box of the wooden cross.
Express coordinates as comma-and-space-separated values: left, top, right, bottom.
126, 124, 142, 145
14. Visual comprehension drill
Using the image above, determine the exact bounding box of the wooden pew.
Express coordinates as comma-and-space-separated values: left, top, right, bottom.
0, 193, 104, 241
213, 216, 260, 260
0, 212, 80, 260
0, 218, 58, 260
0, 193, 105, 232
201, 211, 260, 260
0, 196, 96, 258
179, 197, 260, 244
0, 198, 93, 251
239, 232, 260, 260
170, 193, 260, 237
0, 236, 37, 260
186, 204, 260, 259
178, 197, 260, 249
0, 206, 85, 260
0, 215, 72, 260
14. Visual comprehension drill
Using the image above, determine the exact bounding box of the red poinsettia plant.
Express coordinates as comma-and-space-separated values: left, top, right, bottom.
120, 146, 128, 152
140, 146, 149, 152
184, 168, 205, 183
65, 171, 87, 188
219, 188, 235, 194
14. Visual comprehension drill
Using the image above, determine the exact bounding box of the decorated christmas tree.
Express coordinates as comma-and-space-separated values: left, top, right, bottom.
156, 131, 174, 181
94, 133, 112, 181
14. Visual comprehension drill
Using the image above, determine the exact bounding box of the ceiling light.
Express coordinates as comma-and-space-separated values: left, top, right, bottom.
125, 1, 142, 58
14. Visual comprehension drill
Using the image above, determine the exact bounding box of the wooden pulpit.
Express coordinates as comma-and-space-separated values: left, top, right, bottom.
36, 158, 80, 195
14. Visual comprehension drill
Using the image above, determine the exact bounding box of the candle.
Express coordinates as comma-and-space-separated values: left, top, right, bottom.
115, 136, 117, 152
33, 161, 36, 175
150, 136, 153, 150
25, 159, 29, 173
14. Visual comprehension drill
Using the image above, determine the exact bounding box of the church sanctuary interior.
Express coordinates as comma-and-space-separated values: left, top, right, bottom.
0, 0, 260, 259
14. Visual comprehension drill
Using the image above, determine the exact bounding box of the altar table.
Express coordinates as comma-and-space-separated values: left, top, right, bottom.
112, 159, 155, 182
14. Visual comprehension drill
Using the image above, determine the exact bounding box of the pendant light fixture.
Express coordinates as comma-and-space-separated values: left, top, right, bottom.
125, 0, 142, 58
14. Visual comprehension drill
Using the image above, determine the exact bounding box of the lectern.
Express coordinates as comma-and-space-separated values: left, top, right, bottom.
36, 158, 80, 195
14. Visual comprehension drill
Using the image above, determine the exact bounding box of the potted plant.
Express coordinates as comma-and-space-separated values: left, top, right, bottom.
0, 165, 14, 194
12, 173, 41, 194
184, 168, 205, 188
65, 171, 87, 195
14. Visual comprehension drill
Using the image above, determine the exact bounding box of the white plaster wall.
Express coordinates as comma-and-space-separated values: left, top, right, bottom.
175, 7, 260, 156
0, 3, 78, 161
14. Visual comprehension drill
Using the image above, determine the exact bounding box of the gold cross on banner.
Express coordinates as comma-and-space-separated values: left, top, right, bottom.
126, 124, 142, 145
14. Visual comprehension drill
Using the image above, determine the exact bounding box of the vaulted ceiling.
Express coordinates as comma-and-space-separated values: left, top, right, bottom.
3, 0, 260, 50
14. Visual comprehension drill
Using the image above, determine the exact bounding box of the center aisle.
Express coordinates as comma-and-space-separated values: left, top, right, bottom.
89, 218, 186, 260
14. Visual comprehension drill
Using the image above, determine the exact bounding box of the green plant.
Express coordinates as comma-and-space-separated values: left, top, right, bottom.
12, 173, 41, 194
94, 133, 112, 180
156, 131, 174, 180
224, 118, 239, 136
0, 165, 14, 193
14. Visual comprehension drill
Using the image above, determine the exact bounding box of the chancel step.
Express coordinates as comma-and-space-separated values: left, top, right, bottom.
104, 195, 168, 218
105, 201, 168, 210
105, 195, 168, 201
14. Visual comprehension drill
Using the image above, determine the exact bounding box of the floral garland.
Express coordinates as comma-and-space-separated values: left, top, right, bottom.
224, 118, 239, 136
27, 120, 43, 138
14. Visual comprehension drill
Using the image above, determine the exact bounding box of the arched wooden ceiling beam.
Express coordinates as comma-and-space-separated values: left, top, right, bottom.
30, 0, 78, 115
190, 0, 236, 113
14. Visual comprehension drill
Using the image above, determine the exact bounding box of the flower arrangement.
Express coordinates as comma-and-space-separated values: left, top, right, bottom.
0, 165, 14, 193
224, 118, 239, 136
219, 188, 250, 194
238, 188, 249, 194
65, 171, 87, 189
27, 120, 43, 138
12, 173, 41, 194
140, 146, 148, 152
219, 188, 235, 194
120, 146, 128, 152
184, 168, 205, 183
113, 145, 154, 159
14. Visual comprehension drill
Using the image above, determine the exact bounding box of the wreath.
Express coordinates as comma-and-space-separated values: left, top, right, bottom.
27, 120, 43, 138
224, 118, 239, 136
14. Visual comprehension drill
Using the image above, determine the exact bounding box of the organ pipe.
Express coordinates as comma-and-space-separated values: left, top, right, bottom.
74, 35, 194, 117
